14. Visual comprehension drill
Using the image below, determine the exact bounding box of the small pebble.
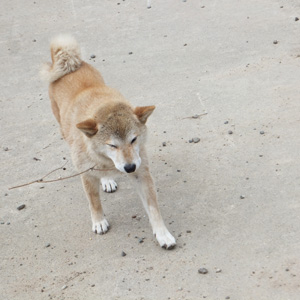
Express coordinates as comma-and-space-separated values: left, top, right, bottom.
260, 131, 265, 135
273, 40, 278, 44
17, 204, 26, 211
45, 243, 51, 248
162, 142, 167, 147
128, 52, 133, 55
224, 121, 229, 124
295, 17, 299, 21
216, 268, 222, 273
192, 137, 200, 143
198, 268, 208, 274
90, 54, 96, 59
1, 221, 5, 225
4, 147, 9, 151
240, 195, 245, 199
121, 251, 127, 257
7, 222, 10, 225
189, 139, 193, 143
228, 130, 233, 135
61, 285, 67, 290
225, 297, 230, 299
186, 230, 191, 233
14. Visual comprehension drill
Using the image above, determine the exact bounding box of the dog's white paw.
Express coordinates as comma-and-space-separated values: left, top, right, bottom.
92, 219, 109, 234
154, 228, 176, 250
101, 178, 118, 193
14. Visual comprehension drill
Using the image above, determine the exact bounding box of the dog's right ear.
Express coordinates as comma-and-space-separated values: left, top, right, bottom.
76, 119, 98, 137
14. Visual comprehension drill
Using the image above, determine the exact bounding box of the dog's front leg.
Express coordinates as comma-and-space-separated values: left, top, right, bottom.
130, 167, 176, 249
81, 173, 109, 234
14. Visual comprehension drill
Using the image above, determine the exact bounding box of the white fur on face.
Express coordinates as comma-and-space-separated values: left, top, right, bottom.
104, 134, 141, 173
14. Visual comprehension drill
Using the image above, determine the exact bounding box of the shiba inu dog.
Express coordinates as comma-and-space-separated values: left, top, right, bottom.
41, 35, 176, 249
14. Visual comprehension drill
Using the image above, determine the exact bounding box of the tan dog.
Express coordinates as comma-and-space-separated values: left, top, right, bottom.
41, 35, 176, 249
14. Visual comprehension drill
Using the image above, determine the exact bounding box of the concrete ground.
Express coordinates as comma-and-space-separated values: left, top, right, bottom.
1, 0, 300, 299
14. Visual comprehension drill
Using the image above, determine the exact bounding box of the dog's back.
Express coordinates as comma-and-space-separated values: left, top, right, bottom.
41, 34, 111, 139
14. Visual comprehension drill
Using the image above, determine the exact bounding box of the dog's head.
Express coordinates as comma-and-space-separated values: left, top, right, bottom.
76, 104, 155, 173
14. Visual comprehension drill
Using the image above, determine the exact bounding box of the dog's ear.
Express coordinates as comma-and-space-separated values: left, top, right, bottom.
134, 106, 155, 124
76, 119, 98, 137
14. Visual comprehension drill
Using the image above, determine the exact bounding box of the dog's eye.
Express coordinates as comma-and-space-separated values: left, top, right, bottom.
108, 144, 118, 149
131, 137, 137, 144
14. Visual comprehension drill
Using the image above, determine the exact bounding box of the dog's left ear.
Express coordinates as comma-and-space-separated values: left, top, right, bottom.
76, 119, 98, 137
134, 106, 155, 124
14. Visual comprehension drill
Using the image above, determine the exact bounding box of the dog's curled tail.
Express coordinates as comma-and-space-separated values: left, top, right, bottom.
40, 34, 82, 83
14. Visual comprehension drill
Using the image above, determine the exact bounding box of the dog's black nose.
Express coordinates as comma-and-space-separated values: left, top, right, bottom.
124, 164, 136, 173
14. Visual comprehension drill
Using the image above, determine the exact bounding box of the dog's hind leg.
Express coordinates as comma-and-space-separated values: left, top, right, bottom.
130, 167, 176, 249
101, 177, 118, 193
81, 174, 109, 234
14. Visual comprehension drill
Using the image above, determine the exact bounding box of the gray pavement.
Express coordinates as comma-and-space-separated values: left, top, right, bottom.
1, 0, 300, 299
